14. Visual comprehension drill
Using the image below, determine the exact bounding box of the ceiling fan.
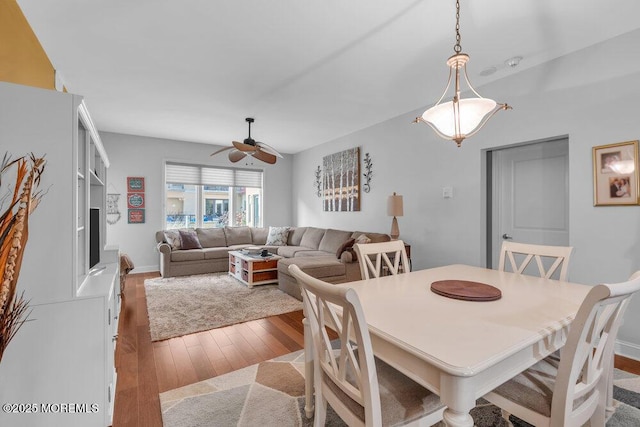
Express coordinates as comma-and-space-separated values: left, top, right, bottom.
210, 117, 283, 164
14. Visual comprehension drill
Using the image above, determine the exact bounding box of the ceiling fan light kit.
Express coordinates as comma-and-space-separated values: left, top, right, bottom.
414, 0, 511, 147
210, 117, 283, 164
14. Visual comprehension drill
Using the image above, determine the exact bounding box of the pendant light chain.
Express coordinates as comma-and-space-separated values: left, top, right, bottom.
454, 0, 462, 53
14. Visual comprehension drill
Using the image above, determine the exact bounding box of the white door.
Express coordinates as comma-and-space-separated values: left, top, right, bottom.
489, 138, 569, 269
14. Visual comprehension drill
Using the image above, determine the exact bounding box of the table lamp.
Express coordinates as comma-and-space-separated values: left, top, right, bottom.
387, 192, 403, 240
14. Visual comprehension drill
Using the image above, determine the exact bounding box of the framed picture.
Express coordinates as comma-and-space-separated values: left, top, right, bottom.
593, 140, 639, 206
127, 192, 145, 209
322, 147, 360, 211
128, 209, 145, 224
127, 176, 145, 192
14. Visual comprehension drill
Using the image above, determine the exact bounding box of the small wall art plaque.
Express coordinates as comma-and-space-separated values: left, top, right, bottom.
128, 208, 145, 224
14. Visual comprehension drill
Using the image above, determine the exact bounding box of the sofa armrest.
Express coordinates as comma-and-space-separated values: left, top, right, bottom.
340, 251, 355, 263
158, 242, 172, 255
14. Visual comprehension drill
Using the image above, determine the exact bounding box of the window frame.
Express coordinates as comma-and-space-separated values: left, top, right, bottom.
163, 161, 264, 229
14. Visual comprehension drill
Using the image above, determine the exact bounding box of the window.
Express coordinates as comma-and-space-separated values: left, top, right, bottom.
165, 162, 263, 229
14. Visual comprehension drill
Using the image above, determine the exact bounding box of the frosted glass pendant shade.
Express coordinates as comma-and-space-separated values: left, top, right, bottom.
422, 98, 497, 141
413, 6, 511, 149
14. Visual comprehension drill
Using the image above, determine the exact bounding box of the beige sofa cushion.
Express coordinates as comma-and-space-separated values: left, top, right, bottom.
287, 227, 307, 246
196, 228, 227, 248
279, 256, 346, 278
300, 227, 326, 249
278, 246, 315, 258
224, 226, 252, 245
203, 247, 230, 260
171, 249, 205, 262
251, 227, 269, 245
318, 229, 353, 254
295, 250, 335, 258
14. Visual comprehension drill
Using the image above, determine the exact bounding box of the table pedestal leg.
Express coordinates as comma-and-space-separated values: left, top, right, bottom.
442, 408, 474, 427
303, 317, 314, 419
441, 375, 475, 427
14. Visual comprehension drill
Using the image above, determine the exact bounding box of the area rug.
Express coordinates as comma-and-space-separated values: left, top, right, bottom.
144, 273, 302, 341
160, 349, 640, 427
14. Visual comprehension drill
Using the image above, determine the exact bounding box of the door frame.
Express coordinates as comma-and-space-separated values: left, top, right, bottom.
482, 134, 570, 268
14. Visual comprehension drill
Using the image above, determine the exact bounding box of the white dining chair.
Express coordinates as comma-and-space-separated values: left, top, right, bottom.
483, 270, 640, 427
498, 241, 574, 281
354, 240, 410, 279
288, 264, 445, 427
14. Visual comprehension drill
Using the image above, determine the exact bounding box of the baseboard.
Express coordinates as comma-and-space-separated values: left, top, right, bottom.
615, 339, 640, 361
129, 265, 159, 274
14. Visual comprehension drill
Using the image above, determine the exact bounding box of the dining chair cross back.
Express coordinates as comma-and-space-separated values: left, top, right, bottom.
498, 241, 574, 281
484, 270, 640, 427
354, 240, 410, 280
288, 264, 444, 427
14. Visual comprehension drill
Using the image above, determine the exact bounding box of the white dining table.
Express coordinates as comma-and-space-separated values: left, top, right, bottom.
302, 264, 592, 427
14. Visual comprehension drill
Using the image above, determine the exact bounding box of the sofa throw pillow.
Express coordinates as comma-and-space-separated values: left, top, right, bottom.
336, 238, 355, 259
354, 234, 371, 245
179, 229, 202, 250
266, 226, 290, 246
164, 230, 182, 250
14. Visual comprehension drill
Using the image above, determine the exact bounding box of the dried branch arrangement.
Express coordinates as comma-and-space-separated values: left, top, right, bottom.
0, 153, 46, 363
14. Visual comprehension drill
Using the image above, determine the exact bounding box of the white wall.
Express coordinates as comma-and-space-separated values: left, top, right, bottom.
292, 30, 640, 356
101, 132, 293, 272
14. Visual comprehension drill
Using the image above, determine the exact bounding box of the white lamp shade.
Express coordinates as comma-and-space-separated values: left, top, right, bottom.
422, 97, 497, 138
387, 193, 403, 217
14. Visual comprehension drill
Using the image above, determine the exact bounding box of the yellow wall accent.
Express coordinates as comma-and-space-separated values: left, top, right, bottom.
0, 0, 56, 90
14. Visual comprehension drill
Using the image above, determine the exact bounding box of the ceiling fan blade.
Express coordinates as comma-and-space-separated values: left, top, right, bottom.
232, 140, 257, 152
253, 148, 277, 164
228, 150, 247, 163
256, 141, 283, 158
210, 146, 234, 156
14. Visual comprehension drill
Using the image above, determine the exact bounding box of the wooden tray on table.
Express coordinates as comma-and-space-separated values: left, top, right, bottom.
430, 280, 501, 301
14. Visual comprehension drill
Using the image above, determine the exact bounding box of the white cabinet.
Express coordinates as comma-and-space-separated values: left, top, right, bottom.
0, 82, 119, 427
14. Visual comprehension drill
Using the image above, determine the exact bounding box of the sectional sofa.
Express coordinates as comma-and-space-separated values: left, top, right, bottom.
155, 226, 390, 299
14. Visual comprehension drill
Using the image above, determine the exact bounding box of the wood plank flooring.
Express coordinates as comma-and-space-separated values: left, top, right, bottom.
112, 272, 307, 427
112, 272, 640, 427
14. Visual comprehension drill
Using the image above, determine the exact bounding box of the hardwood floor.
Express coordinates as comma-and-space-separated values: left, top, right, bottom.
112, 272, 640, 427
112, 272, 306, 427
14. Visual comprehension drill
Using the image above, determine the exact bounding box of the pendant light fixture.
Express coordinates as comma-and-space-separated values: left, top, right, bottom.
414, 0, 511, 147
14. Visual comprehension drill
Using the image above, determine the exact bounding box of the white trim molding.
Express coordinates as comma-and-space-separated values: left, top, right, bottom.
615, 339, 640, 361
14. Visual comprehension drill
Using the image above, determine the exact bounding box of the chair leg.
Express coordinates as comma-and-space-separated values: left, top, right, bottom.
605, 357, 615, 421
501, 409, 515, 427
313, 394, 327, 427
303, 318, 315, 418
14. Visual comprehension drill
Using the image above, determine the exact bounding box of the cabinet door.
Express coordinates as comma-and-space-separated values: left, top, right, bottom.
0, 82, 77, 304
0, 298, 107, 427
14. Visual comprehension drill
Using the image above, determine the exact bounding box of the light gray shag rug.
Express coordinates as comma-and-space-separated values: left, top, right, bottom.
160, 348, 640, 427
144, 273, 302, 341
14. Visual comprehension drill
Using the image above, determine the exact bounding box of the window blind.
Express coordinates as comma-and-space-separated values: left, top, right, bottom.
165, 163, 262, 188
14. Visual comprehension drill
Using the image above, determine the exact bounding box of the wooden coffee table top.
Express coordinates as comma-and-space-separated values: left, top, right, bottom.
228, 250, 282, 262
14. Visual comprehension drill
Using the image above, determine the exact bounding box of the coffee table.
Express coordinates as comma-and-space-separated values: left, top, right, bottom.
228, 250, 282, 287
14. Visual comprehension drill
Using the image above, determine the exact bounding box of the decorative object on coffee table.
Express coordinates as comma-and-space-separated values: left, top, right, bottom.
387, 192, 403, 240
